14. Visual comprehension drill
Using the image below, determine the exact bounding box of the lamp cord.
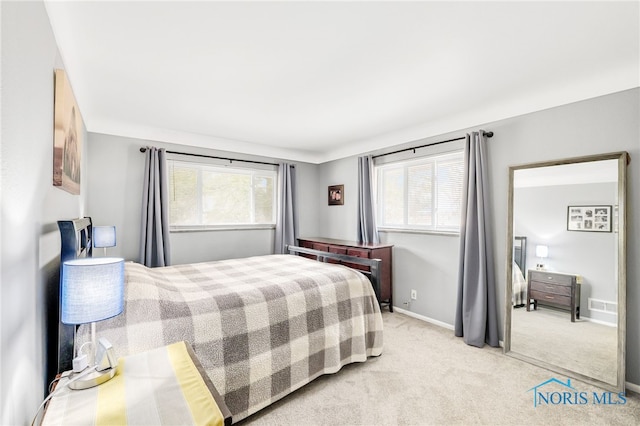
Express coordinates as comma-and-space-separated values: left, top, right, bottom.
78, 341, 93, 357
30, 365, 98, 426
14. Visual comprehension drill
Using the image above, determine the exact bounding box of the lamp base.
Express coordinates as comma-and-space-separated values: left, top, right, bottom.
68, 367, 117, 390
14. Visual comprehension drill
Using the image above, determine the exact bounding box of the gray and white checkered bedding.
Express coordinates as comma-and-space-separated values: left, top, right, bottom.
78, 254, 383, 422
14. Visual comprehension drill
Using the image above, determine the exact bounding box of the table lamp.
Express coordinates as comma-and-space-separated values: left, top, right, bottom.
535, 245, 548, 270
93, 226, 116, 256
61, 257, 124, 389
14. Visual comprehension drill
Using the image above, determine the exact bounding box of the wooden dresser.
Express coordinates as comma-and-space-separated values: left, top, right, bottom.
297, 237, 393, 311
526, 270, 581, 322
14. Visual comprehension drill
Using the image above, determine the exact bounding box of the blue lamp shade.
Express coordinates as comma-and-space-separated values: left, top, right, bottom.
93, 226, 116, 249
61, 257, 125, 325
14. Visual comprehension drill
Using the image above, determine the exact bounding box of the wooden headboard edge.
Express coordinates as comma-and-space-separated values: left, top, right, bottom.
55, 217, 93, 374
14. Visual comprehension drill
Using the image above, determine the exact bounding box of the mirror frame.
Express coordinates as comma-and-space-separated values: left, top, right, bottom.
504, 151, 628, 392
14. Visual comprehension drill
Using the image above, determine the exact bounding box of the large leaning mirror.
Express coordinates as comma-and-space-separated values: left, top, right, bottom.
504, 151, 627, 392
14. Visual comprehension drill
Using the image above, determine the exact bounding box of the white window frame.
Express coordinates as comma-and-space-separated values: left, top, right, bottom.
375, 150, 464, 234
167, 158, 277, 232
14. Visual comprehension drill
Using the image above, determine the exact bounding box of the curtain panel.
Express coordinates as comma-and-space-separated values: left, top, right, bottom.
357, 155, 379, 244
274, 163, 297, 254
139, 147, 171, 267
454, 131, 499, 348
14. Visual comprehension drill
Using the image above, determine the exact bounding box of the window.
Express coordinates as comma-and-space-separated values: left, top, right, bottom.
168, 160, 276, 229
376, 151, 464, 232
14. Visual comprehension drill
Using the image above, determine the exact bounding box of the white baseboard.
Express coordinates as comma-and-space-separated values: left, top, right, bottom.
626, 381, 640, 394
392, 306, 454, 330
580, 315, 617, 328
391, 306, 639, 392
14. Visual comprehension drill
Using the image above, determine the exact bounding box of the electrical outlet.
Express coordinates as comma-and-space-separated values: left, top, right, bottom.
410, 289, 417, 300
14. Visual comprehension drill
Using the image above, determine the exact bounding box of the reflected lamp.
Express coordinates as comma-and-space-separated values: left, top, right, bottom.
61, 257, 124, 389
93, 226, 116, 256
535, 245, 548, 270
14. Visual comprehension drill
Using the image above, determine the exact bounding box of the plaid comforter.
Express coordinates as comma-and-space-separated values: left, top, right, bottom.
78, 254, 383, 421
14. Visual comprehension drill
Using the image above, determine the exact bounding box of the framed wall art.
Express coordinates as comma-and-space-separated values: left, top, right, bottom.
567, 205, 612, 232
328, 184, 344, 206
53, 69, 83, 195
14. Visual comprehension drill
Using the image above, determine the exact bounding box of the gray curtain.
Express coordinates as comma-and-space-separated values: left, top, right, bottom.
274, 163, 297, 254
139, 147, 171, 267
357, 155, 379, 244
454, 131, 499, 347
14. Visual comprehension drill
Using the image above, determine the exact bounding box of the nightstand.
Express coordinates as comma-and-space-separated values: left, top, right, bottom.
526, 270, 581, 322
42, 341, 231, 426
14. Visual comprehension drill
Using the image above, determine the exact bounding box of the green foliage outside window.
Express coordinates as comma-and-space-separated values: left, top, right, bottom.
169, 161, 276, 228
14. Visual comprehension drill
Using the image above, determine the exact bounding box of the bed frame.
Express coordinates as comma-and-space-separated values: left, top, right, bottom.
286, 245, 382, 302
53, 218, 383, 377
512, 235, 528, 308
514, 235, 527, 273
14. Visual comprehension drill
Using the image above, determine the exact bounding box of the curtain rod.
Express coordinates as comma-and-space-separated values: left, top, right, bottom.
371, 131, 494, 160
139, 147, 279, 167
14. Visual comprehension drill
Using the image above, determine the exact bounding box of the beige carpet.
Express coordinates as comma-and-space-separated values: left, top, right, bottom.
238, 312, 639, 425
511, 306, 618, 384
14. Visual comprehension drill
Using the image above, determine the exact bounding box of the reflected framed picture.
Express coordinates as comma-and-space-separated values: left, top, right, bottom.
328, 184, 344, 206
567, 205, 612, 232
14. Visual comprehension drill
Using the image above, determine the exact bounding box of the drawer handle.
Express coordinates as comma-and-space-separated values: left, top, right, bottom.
544, 295, 554, 299
547, 276, 554, 280
546, 286, 554, 290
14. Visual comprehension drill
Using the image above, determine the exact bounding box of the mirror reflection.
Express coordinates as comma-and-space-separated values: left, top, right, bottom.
506, 154, 626, 390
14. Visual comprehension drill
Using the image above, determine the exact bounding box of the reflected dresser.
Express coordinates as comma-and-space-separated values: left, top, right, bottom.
526, 270, 581, 322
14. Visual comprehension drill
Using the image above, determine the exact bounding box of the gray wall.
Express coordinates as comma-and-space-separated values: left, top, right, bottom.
315, 157, 359, 240
318, 88, 639, 385
514, 183, 618, 323
87, 133, 320, 264
380, 231, 460, 324
1, 2, 88, 423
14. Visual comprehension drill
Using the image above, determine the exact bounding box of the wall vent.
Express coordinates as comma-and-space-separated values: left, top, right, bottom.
588, 298, 617, 315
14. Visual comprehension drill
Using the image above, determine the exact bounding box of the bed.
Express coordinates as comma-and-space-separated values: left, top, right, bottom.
55, 218, 384, 423
512, 236, 527, 307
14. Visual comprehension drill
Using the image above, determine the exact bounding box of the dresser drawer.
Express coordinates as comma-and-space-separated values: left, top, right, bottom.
328, 245, 347, 255
327, 245, 346, 264
312, 243, 330, 252
530, 290, 571, 307
346, 248, 371, 259
345, 248, 370, 271
529, 271, 573, 286
530, 281, 571, 296
298, 240, 315, 259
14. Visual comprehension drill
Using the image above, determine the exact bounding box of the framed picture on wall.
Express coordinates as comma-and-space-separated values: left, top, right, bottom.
328, 184, 344, 206
567, 205, 612, 232
53, 69, 84, 195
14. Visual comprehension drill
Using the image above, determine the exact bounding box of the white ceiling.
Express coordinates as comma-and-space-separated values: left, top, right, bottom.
44, 1, 639, 164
